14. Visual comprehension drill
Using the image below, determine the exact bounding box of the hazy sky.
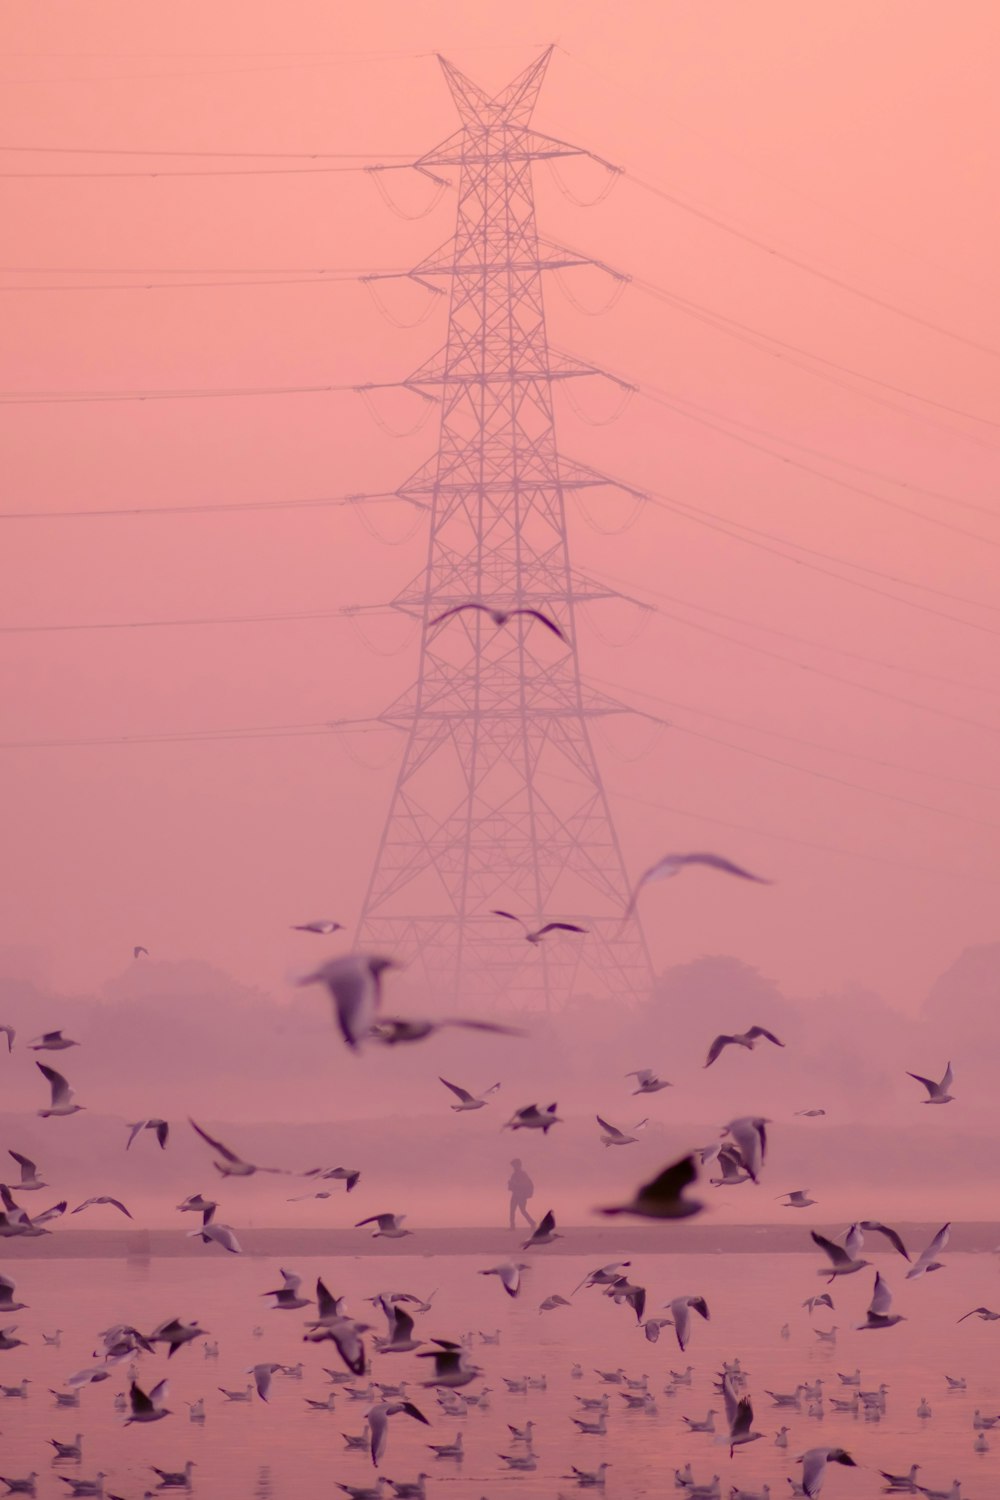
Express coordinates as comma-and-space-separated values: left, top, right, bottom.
2, 1, 998, 1010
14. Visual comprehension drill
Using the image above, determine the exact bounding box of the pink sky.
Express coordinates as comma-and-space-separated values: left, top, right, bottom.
2, 1, 998, 1012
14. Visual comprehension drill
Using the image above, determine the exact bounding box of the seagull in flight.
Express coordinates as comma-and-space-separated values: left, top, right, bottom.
188, 1120, 282, 1177
124, 1378, 171, 1425
356, 1214, 411, 1240
36, 1064, 84, 1117
724, 1371, 763, 1457
491, 911, 588, 944
479, 1262, 529, 1298
802, 1294, 834, 1314
626, 1068, 671, 1094
600, 1153, 703, 1220
298, 953, 400, 1050
133, 946, 149, 959
906, 1061, 955, 1104
596, 1115, 640, 1147
797, 1448, 856, 1498
957, 1306, 1000, 1323
291, 919, 344, 934
416, 1340, 480, 1388
777, 1190, 817, 1209
503, 1103, 561, 1133
705, 1026, 784, 1068
72, 1197, 132, 1219
811, 1232, 871, 1282
126, 1119, 169, 1151
0, 1026, 13, 1053
664, 1296, 710, 1352
429, 601, 566, 641
29, 1031, 79, 1052
438, 1078, 500, 1112
366, 1399, 429, 1466
5, 1152, 46, 1192
795, 1108, 827, 1117
368, 1016, 523, 1045
721, 1117, 769, 1183
262, 1270, 312, 1310
302, 1166, 361, 1191
623, 850, 771, 920
521, 1210, 561, 1249
847, 1221, 911, 1261
0, 1276, 27, 1314
905, 1224, 950, 1280
855, 1272, 905, 1330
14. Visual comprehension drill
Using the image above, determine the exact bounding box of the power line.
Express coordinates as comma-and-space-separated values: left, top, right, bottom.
588, 567, 1000, 699
589, 674, 1000, 794
0, 380, 427, 406
636, 382, 1000, 549
626, 172, 1000, 361
0, 145, 414, 159
0, 492, 424, 521
0, 604, 392, 635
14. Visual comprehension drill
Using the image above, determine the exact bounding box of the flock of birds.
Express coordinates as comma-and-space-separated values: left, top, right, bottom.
0, 813, 986, 1500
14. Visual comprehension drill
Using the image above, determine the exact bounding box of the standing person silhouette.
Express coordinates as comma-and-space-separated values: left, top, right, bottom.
508, 1158, 536, 1230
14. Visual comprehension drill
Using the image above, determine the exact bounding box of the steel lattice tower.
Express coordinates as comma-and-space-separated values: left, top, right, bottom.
356, 46, 652, 1011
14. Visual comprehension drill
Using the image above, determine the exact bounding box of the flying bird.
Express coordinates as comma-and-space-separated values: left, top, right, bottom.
126, 1119, 169, 1151
302, 1166, 361, 1192
416, 1340, 480, 1388
491, 910, 588, 944
438, 1078, 500, 1112
356, 1214, 411, 1240
429, 601, 566, 640
802, 1295, 834, 1314
503, 1103, 561, 1133
705, 1026, 784, 1068
366, 1399, 429, 1466
0, 1026, 13, 1053
6, 1152, 46, 1192
798, 1448, 856, 1498
248, 1363, 283, 1401
626, 1068, 671, 1094
724, 1372, 763, 1457
795, 1108, 827, 1117
600, 1153, 703, 1220
479, 1263, 529, 1298
71, 1197, 133, 1219
596, 1115, 640, 1147
777, 1190, 817, 1209
36, 1064, 84, 1118
368, 1016, 523, 1045
721, 1117, 769, 1183
664, 1295, 710, 1352
124, 1379, 171, 1425
148, 1318, 208, 1357
297, 953, 399, 1050
133, 946, 149, 959
291, 920, 345, 934
522, 1210, 561, 1249
623, 850, 771, 921
188, 1120, 282, 1177
849, 1221, 911, 1261
262, 1270, 312, 1311
855, 1271, 905, 1330
811, 1232, 871, 1282
187, 1215, 241, 1254
957, 1306, 1000, 1323
906, 1061, 955, 1104
0, 1276, 27, 1314
29, 1031, 79, 1052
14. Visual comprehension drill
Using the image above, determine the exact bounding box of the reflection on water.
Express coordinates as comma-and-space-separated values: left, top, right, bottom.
1, 1252, 1000, 1498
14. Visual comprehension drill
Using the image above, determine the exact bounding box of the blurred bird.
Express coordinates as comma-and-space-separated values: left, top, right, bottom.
188, 1120, 282, 1177
721, 1118, 769, 1183
29, 1032, 78, 1051
600, 1154, 703, 1220
906, 1224, 950, 1280
366, 1400, 429, 1466
356, 1214, 411, 1240
503, 1103, 561, 1133
664, 1296, 710, 1352
369, 1017, 524, 1045
263, 1270, 311, 1310
626, 1069, 671, 1094
957, 1307, 1000, 1323
624, 850, 771, 920
0, 1026, 13, 1053
71, 1198, 132, 1219
797, 1448, 856, 1498
133, 946, 149, 958
479, 1263, 529, 1298
778, 1191, 817, 1209
491, 910, 587, 943
596, 1116, 640, 1147
124, 1379, 170, 1425
417, 1341, 480, 1388
297, 953, 399, 1050
430, 601, 566, 640
126, 1119, 169, 1151
811, 1232, 870, 1282
291, 920, 344, 934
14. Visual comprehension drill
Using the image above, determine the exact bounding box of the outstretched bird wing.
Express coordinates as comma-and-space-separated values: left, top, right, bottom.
188, 1120, 240, 1164
439, 1078, 474, 1104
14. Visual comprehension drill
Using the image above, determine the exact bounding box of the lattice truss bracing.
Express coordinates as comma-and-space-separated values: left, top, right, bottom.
355, 47, 653, 1010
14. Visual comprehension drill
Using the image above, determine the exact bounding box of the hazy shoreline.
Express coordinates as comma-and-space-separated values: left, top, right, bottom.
4, 1222, 997, 1258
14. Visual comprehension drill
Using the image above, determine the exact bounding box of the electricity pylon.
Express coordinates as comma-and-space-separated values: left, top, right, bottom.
355, 46, 652, 1011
